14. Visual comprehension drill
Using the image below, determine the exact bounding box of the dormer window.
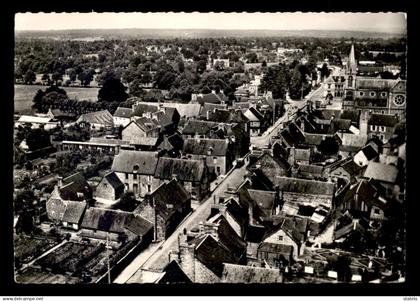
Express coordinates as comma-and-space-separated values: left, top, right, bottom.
133, 164, 139, 173
207, 147, 214, 155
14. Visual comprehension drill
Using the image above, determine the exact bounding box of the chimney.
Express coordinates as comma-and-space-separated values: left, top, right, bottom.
201, 222, 220, 241
288, 147, 296, 166
57, 176, 63, 187
206, 109, 210, 120
211, 90, 216, 94
179, 242, 196, 282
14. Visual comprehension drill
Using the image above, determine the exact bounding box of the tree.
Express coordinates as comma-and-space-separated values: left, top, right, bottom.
143, 89, 164, 102
260, 64, 289, 99
25, 128, 51, 151
52, 71, 63, 85
245, 52, 258, 63
98, 77, 128, 103
128, 79, 146, 98
32, 89, 46, 113
24, 70, 36, 84
320, 63, 330, 80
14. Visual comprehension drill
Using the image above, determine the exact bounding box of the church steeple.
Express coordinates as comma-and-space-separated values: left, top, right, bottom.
347, 43, 357, 75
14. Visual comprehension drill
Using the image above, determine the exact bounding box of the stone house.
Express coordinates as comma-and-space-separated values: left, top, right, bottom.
137, 179, 191, 242
367, 114, 398, 143
111, 150, 160, 197
94, 171, 125, 202
113, 107, 133, 128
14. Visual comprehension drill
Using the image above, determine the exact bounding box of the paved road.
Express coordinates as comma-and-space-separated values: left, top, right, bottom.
116, 161, 249, 283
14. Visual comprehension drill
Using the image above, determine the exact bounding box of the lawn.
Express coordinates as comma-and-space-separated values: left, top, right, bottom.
14, 84, 99, 114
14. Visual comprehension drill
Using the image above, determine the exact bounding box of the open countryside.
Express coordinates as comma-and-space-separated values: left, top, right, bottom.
14, 84, 99, 114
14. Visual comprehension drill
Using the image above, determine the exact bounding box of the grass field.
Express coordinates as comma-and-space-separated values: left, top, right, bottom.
14, 84, 99, 114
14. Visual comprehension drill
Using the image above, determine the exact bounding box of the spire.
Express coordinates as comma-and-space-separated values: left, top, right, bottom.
348, 44, 357, 75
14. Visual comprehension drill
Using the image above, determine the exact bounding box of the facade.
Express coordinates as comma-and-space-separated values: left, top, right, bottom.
94, 171, 125, 202
183, 138, 234, 176
113, 107, 133, 127
367, 114, 398, 143
111, 150, 160, 197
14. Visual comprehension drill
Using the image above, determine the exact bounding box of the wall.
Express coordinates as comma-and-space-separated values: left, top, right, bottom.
187, 154, 227, 176
114, 172, 159, 198
113, 117, 130, 128
95, 179, 118, 201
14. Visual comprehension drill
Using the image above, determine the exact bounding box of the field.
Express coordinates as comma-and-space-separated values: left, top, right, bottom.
14, 84, 99, 114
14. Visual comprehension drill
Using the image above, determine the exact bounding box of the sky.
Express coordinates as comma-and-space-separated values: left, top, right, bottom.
15, 12, 406, 33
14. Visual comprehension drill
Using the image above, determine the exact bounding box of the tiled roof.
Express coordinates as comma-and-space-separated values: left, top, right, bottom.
244, 107, 264, 122
182, 119, 236, 136
183, 138, 229, 156
154, 157, 206, 182
247, 189, 277, 218
275, 177, 335, 195
355, 78, 398, 90
77, 110, 114, 126
133, 117, 161, 132
133, 103, 159, 117
111, 150, 159, 175
59, 173, 91, 201
196, 93, 227, 104
151, 179, 190, 221
162, 103, 201, 118
103, 172, 124, 190
61, 201, 87, 224
222, 263, 282, 283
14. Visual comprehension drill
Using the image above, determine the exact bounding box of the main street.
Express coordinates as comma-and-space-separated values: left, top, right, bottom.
115, 74, 330, 284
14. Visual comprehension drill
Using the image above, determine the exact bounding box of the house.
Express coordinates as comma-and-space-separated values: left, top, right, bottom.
210, 197, 249, 238
221, 263, 283, 283
183, 138, 234, 176
340, 179, 388, 221
260, 216, 309, 260
171, 214, 247, 283
192, 91, 228, 105
296, 164, 324, 180
122, 117, 161, 144
206, 108, 250, 136
367, 114, 398, 143
362, 162, 399, 195
47, 108, 77, 123
111, 150, 160, 197
137, 179, 191, 241
335, 133, 368, 156
154, 157, 210, 201
329, 158, 366, 184
156, 133, 184, 157
50, 172, 93, 202
127, 260, 192, 284
353, 142, 379, 167
60, 138, 130, 155
46, 198, 87, 230
334, 211, 369, 242
80, 207, 154, 242
257, 242, 294, 267
76, 110, 114, 130
199, 103, 228, 119
275, 177, 335, 208
113, 107, 133, 127
289, 147, 312, 165
94, 171, 125, 204
182, 119, 249, 158
244, 107, 265, 136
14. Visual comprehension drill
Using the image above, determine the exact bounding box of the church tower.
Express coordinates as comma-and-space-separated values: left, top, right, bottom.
344, 43, 357, 93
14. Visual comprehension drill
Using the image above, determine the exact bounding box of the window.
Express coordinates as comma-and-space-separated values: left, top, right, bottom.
133, 174, 137, 180
379, 134, 385, 141
359, 91, 365, 97
370, 125, 377, 131
370, 92, 376, 97
147, 185, 151, 193
125, 173, 129, 180
374, 208, 381, 215
278, 235, 283, 241
379, 126, 386, 132
216, 166, 221, 174
133, 184, 138, 194
393, 95, 406, 106
381, 92, 387, 97
213, 157, 218, 164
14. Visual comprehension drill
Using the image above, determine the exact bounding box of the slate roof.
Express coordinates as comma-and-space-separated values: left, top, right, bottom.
295, 148, 311, 162
257, 242, 294, 255
337, 133, 368, 152
232, 102, 250, 111
368, 114, 398, 128
111, 150, 159, 175
298, 164, 324, 176
152, 111, 173, 128
61, 201, 87, 224
183, 138, 229, 156
223, 198, 249, 230
102, 172, 124, 190
113, 107, 133, 118
133, 103, 159, 117
355, 78, 398, 91
363, 162, 398, 184
81, 208, 153, 236
222, 263, 282, 283
196, 92, 227, 104
360, 144, 379, 161
340, 110, 360, 124
342, 179, 387, 211
154, 157, 206, 182
340, 158, 365, 175
162, 103, 201, 118
77, 110, 114, 126
304, 134, 328, 146
130, 136, 159, 147
207, 108, 249, 124
151, 179, 190, 221
59, 173, 91, 201
275, 177, 335, 195
247, 189, 277, 218
133, 117, 161, 132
